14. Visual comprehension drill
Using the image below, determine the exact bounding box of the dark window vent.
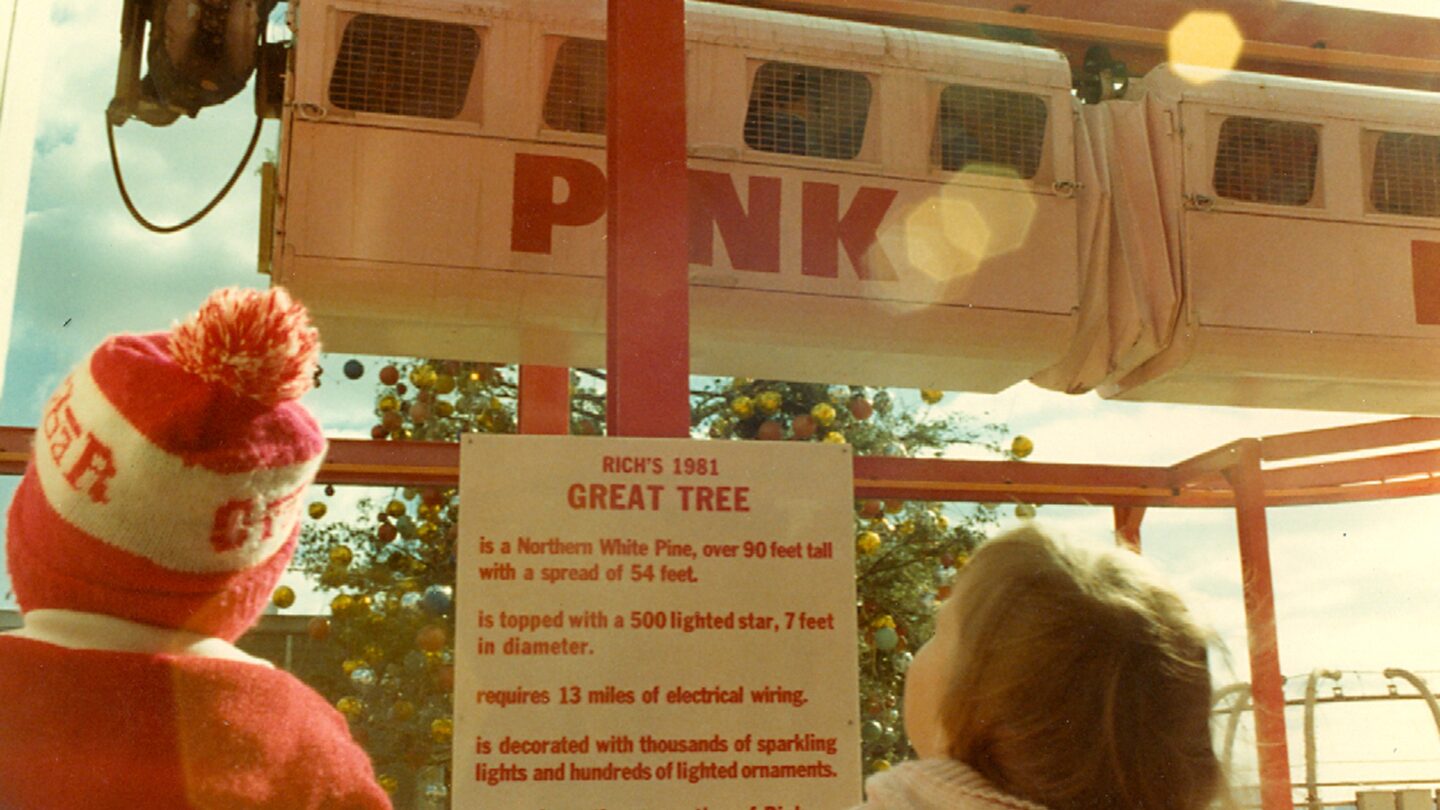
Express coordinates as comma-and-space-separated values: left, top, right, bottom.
743, 61, 871, 160
1371, 131, 1440, 217
543, 38, 607, 134
930, 84, 1048, 178
329, 14, 480, 120
1213, 117, 1319, 206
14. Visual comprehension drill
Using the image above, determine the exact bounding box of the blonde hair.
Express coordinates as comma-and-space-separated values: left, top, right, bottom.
939, 526, 1221, 810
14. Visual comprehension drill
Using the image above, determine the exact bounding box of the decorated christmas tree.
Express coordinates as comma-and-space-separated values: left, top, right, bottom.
691, 380, 1015, 772
290, 359, 1023, 807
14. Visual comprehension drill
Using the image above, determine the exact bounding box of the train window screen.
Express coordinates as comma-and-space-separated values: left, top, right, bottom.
329, 14, 480, 119
930, 85, 1048, 179
543, 38, 607, 134
1212, 117, 1319, 206
744, 62, 871, 160
1371, 131, 1440, 217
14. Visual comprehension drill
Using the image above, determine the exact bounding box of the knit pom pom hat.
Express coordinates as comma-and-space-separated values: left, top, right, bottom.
6, 287, 326, 642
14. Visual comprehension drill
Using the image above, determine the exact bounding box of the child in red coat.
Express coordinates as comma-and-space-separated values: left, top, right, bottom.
0, 288, 391, 809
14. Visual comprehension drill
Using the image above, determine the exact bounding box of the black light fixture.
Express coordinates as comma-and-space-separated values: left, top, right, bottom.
1075, 45, 1130, 105
105, 0, 283, 233
107, 0, 279, 127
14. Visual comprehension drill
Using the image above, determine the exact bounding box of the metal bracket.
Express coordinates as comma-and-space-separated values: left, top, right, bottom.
1185, 193, 1216, 211
1053, 180, 1082, 197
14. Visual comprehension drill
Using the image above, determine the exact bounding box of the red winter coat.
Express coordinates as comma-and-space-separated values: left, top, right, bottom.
0, 636, 392, 809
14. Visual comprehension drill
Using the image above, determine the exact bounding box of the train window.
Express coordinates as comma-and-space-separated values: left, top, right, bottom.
743, 62, 871, 160
329, 14, 480, 119
543, 38, 607, 134
1212, 117, 1319, 206
930, 85, 1048, 179
1370, 131, 1440, 217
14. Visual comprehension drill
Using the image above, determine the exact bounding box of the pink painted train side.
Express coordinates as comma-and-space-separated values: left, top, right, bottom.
267, 0, 1440, 414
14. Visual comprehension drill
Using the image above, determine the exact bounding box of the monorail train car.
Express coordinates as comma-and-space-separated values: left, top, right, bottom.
265, 0, 1440, 413
1096, 67, 1440, 414
269, 0, 1080, 394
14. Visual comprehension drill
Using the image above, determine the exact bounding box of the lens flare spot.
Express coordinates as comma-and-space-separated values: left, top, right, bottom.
903, 193, 989, 283
954, 179, 1037, 262
870, 175, 1041, 317
1168, 12, 1244, 84
897, 182, 1037, 280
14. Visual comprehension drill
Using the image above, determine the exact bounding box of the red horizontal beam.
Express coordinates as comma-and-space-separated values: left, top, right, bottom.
1, 427, 1434, 507
1259, 418, 1440, 463
0, 426, 30, 476
851, 454, 1186, 506
282, 440, 1440, 507
1258, 476, 1440, 507
1263, 448, 1440, 491
319, 437, 461, 487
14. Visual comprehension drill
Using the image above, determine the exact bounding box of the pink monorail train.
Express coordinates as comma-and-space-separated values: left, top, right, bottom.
266, 0, 1440, 414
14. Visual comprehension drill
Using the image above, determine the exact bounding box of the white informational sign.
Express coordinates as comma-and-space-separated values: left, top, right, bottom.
454, 435, 861, 809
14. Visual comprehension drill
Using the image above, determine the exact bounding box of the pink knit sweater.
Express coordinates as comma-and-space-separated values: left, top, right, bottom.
854, 758, 1050, 810
0, 636, 391, 809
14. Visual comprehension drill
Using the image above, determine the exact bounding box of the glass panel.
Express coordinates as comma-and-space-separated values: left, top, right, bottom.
329, 14, 480, 120
930, 84, 1048, 178
743, 61, 871, 160
543, 38, 607, 134
1213, 117, 1319, 206
1371, 131, 1440, 217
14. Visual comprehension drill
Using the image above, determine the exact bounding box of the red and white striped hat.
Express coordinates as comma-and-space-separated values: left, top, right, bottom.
6, 287, 326, 641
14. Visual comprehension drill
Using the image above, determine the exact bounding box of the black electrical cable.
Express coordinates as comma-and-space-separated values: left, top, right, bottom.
106, 112, 265, 234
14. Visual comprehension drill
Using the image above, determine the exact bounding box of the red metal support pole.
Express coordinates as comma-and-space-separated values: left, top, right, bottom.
606, 0, 691, 437
1113, 505, 1144, 552
1223, 439, 1294, 810
518, 366, 571, 435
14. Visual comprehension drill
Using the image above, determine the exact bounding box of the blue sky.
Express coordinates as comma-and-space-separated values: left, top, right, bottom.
2, 0, 1439, 801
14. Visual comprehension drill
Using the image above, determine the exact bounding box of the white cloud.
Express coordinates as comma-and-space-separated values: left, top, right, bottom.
937, 383, 1370, 466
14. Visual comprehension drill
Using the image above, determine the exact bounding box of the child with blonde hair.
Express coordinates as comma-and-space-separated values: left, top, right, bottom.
857, 525, 1221, 810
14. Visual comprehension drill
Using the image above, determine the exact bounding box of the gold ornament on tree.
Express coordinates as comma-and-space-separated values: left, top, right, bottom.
1010, 435, 1035, 459
810, 402, 836, 426
409, 364, 438, 390
336, 696, 364, 718
430, 717, 454, 743
330, 594, 354, 616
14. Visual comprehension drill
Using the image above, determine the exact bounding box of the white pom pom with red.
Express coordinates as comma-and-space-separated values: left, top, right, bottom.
168, 287, 320, 406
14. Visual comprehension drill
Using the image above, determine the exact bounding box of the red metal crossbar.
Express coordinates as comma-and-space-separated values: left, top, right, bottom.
3, 422, 1435, 505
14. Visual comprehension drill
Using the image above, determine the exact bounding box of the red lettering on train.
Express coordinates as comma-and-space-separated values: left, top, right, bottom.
510, 152, 897, 281
1414, 240, 1440, 326
689, 170, 781, 273
801, 182, 899, 281
511, 154, 607, 254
